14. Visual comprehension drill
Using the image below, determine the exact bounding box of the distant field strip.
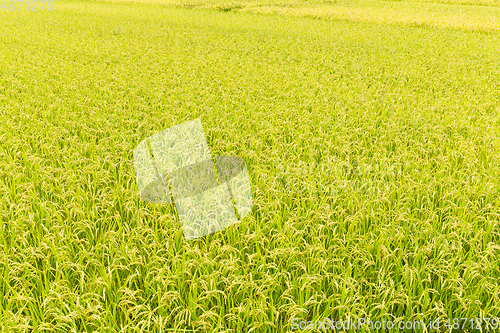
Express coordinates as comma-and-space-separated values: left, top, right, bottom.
91, 0, 500, 32
94, 0, 500, 7
238, 1, 500, 32
389, 0, 500, 6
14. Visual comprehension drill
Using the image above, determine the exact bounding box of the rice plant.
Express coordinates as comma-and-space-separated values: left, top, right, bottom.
1, 0, 499, 331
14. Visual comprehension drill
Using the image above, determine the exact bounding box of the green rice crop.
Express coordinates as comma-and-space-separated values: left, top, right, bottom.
95, 0, 500, 32
1, 0, 500, 331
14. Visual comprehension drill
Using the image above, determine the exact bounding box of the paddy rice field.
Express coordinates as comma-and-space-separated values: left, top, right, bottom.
1, 0, 500, 331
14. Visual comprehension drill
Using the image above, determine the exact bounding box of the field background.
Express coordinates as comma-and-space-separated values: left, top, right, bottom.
1, 0, 500, 331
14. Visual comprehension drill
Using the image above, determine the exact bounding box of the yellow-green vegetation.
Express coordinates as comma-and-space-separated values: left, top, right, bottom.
1, 0, 500, 331
96, 0, 500, 32
238, 0, 500, 32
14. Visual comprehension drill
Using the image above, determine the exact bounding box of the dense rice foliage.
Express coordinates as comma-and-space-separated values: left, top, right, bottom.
1, 0, 500, 331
